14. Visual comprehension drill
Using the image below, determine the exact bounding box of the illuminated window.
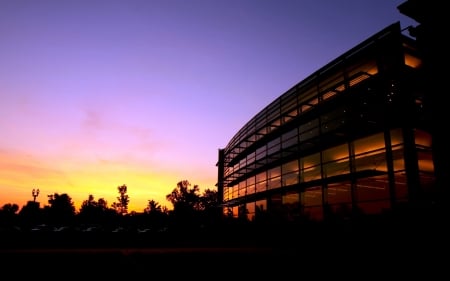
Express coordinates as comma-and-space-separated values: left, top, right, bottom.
304, 186, 322, 207
356, 175, 390, 202
415, 129, 432, 147
353, 132, 387, 172
404, 53, 421, 68
246, 176, 256, 195
327, 182, 352, 205
255, 171, 267, 193
301, 153, 321, 182
268, 166, 281, 190
282, 160, 299, 186
322, 144, 349, 178
238, 180, 246, 197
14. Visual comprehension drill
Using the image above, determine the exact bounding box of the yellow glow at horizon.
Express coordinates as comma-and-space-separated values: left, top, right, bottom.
0, 152, 215, 213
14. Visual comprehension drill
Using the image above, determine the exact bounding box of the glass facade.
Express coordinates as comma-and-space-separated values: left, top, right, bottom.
217, 22, 435, 222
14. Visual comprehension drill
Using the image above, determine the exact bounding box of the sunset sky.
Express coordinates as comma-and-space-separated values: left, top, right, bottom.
0, 0, 417, 213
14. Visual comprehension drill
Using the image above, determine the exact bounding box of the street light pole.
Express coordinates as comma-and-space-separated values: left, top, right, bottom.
32, 188, 40, 202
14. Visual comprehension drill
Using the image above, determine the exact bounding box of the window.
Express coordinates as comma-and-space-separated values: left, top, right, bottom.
282, 160, 299, 186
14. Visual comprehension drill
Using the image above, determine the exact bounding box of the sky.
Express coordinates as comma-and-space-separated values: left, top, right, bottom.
0, 0, 417, 213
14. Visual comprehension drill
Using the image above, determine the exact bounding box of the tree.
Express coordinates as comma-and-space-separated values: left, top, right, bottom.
19, 201, 42, 228
0, 203, 20, 227
142, 199, 168, 230
144, 199, 162, 214
78, 194, 116, 225
112, 184, 129, 215
198, 189, 218, 211
44, 193, 76, 225
1, 203, 19, 215
166, 180, 217, 229
166, 180, 201, 212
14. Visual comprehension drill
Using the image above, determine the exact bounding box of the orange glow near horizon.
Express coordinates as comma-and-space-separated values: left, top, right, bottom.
0, 149, 216, 213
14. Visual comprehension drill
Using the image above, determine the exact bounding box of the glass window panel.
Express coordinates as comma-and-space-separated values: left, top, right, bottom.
283, 192, 300, 204
268, 166, 281, 178
322, 144, 349, 177
300, 127, 320, 142
282, 160, 299, 186
268, 176, 281, 190
404, 52, 422, 69
354, 149, 387, 172
346, 57, 378, 82
232, 206, 239, 218
299, 119, 319, 134
353, 132, 385, 155
327, 182, 352, 205
269, 119, 281, 132
353, 133, 387, 172
283, 109, 298, 124
304, 186, 322, 207
239, 158, 246, 168
255, 181, 266, 193
232, 188, 239, 199
417, 151, 434, 173
318, 71, 344, 95
323, 160, 350, 178
282, 128, 298, 149
301, 153, 320, 169
268, 166, 281, 189
298, 88, 317, 105
247, 184, 255, 195
415, 129, 432, 147
281, 94, 297, 113
238, 180, 246, 197
394, 172, 408, 200
356, 175, 390, 202
256, 127, 267, 141
247, 151, 256, 165
282, 160, 299, 173
301, 153, 321, 182
322, 144, 349, 163
268, 137, 281, 155
246, 202, 256, 221
256, 171, 267, 183
256, 145, 267, 160
255, 200, 267, 216
390, 128, 404, 146
283, 172, 299, 186
392, 147, 405, 171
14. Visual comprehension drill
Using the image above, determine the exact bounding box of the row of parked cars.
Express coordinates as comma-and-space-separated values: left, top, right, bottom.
2, 224, 168, 235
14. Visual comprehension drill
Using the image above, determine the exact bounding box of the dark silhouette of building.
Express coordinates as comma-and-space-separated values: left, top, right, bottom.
398, 0, 447, 206
217, 9, 438, 222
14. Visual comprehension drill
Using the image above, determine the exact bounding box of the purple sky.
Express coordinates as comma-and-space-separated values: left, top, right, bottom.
0, 0, 417, 212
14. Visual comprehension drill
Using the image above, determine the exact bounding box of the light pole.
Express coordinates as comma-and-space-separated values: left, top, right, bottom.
32, 188, 40, 202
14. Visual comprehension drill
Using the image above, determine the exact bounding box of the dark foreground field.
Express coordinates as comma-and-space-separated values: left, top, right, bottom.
1, 220, 448, 279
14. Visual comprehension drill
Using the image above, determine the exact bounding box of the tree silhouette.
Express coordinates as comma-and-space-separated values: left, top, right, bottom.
1, 203, 19, 215
44, 193, 76, 225
166, 180, 210, 230
198, 189, 218, 211
166, 180, 201, 212
19, 200, 42, 228
142, 199, 168, 230
112, 184, 129, 215
0, 203, 20, 228
144, 199, 162, 214
78, 194, 117, 225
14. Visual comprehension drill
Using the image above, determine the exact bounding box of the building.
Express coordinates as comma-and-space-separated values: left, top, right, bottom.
216, 19, 436, 223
